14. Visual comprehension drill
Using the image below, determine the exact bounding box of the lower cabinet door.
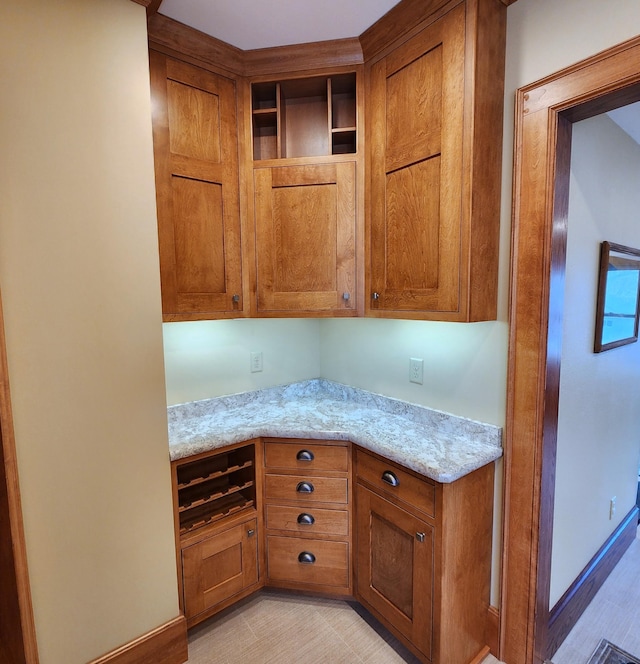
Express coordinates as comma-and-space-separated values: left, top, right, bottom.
355, 484, 433, 659
182, 517, 258, 620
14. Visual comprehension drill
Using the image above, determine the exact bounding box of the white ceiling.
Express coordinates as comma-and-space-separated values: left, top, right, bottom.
157, 0, 404, 50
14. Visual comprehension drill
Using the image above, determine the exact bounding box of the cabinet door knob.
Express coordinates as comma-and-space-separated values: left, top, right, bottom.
296, 449, 314, 462
247, 528, 255, 537
297, 513, 315, 525
372, 292, 380, 300
416, 532, 426, 543
296, 481, 314, 493
343, 292, 350, 301
298, 551, 316, 564
232, 294, 240, 303
381, 470, 400, 487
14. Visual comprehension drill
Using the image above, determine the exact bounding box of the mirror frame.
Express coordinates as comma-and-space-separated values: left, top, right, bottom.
594, 241, 640, 352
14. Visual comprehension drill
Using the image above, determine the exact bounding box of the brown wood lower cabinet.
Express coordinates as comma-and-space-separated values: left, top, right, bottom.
172, 440, 494, 661
172, 442, 262, 627
354, 448, 494, 664
355, 483, 434, 659
262, 439, 352, 596
182, 515, 258, 624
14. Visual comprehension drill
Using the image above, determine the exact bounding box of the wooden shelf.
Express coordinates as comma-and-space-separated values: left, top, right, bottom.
251, 73, 356, 160
177, 448, 254, 485
179, 480, 254, 513
179, 494, 255, 535
177, 460, 253, 490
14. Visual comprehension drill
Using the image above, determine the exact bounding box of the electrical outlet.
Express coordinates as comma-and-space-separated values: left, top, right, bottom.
409, 358, 424, 385
609, 496, 616, 520
250, 351, 263, 373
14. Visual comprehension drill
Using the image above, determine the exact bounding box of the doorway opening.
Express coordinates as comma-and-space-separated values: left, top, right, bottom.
501, 35, 640, 664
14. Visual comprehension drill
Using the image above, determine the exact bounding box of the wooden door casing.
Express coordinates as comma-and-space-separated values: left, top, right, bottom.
503, 36, 640, 664
0, 291, 38, 664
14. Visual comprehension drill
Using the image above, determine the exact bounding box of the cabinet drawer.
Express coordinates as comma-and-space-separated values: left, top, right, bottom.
265, 474, 348, 505
264, 441, 349, 472
355, 449, 435, 518
266, 535, 349, 588
265, 504, 349, 536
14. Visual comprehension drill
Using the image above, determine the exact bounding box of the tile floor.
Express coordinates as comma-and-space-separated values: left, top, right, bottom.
185, 590, 503, 664
550, 525, 640, 664
185, 591, 423, 663
182, 526, 640, 664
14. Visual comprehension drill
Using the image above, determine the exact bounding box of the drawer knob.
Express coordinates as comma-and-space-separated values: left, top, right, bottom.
296, 481, 314, 494
416, 532, 425, 543
381, 470, 400, 487
298, 551, 316, 564
297, 513, 315, 525
296, 449, 315, 462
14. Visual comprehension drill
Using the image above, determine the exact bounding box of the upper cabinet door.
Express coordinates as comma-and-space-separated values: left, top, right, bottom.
254, 162, 357, 316
367, 0, 505, 321
149, 51, 244, 321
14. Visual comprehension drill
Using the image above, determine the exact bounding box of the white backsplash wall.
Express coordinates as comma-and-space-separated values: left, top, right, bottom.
162, 315, 507, 608
163, 317, 508, 425
163, 318, 322, 405
320, 318, 508, 426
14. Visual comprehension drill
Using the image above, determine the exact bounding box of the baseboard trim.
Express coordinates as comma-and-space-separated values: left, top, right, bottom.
468, 645, 490, 664
87, 615, 187, 664
547, 506, 639, 658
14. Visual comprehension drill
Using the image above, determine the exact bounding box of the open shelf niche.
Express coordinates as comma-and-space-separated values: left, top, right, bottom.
252, 73, 357, 161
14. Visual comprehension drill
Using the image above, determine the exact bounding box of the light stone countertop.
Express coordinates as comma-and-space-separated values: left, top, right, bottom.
167, 379, 502, 483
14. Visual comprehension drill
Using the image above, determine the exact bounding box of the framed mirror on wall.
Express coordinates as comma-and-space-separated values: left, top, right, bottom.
594, 241, 640, 352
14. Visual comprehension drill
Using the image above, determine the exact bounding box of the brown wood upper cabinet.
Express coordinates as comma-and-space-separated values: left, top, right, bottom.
149, 51, 244, 322
254, 162, 357, 315
147, 0, 505, 322
366, 0, 506, 321
250, 72, 361, 317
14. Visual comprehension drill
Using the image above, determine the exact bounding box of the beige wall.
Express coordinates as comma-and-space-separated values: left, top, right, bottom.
549, 115, 640, 607
0, 1, 179, 662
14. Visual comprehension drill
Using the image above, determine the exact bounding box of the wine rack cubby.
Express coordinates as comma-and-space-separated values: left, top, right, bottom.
175, 444, 256, 535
